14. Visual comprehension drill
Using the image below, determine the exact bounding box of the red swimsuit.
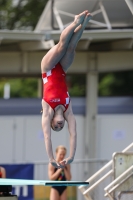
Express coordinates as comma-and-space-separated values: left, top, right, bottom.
42, 63, 70, 112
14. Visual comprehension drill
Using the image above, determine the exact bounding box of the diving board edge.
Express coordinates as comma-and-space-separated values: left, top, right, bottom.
45, 181, 89, 186
0, 179, 89, 186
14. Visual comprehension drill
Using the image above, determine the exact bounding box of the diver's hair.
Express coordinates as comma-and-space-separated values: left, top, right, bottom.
56, 145, 67, 153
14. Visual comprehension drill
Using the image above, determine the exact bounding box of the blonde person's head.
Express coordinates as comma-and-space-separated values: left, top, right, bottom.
55, 145, 67, 162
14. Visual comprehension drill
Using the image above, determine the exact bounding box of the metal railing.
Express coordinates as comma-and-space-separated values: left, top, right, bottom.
78, 143, 133, 200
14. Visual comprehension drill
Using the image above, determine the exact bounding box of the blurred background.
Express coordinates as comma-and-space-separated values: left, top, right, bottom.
0, 0, 133, 200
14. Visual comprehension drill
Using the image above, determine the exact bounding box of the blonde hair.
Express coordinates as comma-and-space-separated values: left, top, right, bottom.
56, 145, 67, 153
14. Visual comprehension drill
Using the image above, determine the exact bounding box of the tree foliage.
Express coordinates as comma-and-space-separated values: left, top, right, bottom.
66, 74, 86, 97
0, 78, 38, 98
67, 70, 133, 97
0, 0, 48, 30
98, 71, 133, 96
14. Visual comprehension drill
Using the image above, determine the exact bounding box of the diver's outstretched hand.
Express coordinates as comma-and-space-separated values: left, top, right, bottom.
60, 157, 73, 167
50, 159, 65, 168
50, 159, 63, 168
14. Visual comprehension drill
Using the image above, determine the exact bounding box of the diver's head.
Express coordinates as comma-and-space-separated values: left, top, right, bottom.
51, 114, 65, 131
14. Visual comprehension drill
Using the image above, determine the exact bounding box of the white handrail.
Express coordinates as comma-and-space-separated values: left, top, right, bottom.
79, 143, 133, 200
105, 172, 133, 197
104, 165, 133, 191
79, 143, 133, 190
84, 170, 113, 195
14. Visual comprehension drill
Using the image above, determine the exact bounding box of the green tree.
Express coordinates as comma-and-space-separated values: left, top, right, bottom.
0, 0, 12, 29
0, 0, 48, 30
0, 78, 38, 98
66, 74, 86, 97
98, 71, 133, 96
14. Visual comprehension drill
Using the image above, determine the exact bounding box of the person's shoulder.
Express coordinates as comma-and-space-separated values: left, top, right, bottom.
48, 163, 55, 171
0, 167, 6, 172
42, 99, 49, 107
48, 162, 55, 168
64, 105, 75, 121
42, 100, 54, 117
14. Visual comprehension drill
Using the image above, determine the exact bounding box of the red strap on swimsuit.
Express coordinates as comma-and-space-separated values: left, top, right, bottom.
42, 63, 70, 112
0, 171, 2, 178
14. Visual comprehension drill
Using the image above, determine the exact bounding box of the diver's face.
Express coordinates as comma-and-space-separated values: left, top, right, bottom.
51, 116, 65, 131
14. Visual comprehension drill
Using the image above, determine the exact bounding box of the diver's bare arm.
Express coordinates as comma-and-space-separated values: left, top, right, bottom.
42, 114, 62, 168
66, 113, 77, 162
42, 115, 54, 161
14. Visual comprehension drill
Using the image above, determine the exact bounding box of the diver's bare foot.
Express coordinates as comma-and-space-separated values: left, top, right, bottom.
74, 10, 88, 26
74, 12, 92, 32
82, 13, 92, 28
